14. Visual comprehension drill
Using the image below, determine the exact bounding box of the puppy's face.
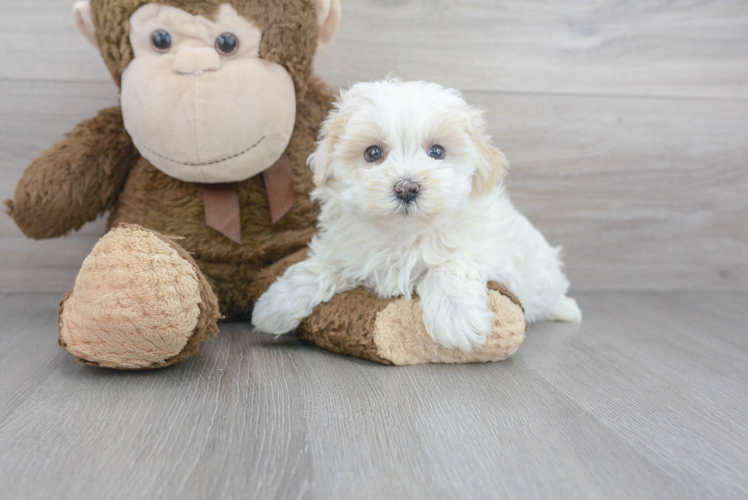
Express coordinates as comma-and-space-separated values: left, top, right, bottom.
309, 80, 507, 229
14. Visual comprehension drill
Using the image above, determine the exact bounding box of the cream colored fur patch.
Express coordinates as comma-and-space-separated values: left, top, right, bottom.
372, 290, 525, 365
59, 226, 202, 369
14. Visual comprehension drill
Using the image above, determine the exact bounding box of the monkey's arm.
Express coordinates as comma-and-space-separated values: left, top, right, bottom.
5, 106, 138, 239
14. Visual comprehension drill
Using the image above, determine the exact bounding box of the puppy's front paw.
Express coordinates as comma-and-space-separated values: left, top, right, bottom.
422, 296, 493, 352
251, 285, 307, 335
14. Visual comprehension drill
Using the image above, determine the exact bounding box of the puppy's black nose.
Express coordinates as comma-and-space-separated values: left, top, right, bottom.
395, 180, 420, 203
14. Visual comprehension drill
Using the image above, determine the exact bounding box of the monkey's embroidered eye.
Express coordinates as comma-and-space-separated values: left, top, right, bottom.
216, 33, 239, 55
428, 145, 446, 160
151, 30, 172, 53
364, 146, 384, 163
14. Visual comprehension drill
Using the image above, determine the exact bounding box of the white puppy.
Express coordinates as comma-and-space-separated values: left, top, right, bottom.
252, 80, 581, 352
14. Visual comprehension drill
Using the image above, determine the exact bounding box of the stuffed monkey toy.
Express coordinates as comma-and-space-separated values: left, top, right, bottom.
6, 0, 525, 369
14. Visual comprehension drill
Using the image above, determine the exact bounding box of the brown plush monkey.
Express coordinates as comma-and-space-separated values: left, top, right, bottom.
7, 0, 525, 369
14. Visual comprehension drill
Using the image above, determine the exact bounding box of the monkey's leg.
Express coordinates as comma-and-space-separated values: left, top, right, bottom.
58, 224, 220, 369
253, 252, 526, 365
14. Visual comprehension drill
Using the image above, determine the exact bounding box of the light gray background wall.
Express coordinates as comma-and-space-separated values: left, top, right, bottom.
2, 0, 747, 292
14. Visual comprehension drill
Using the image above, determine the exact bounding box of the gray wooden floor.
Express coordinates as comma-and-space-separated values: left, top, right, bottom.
2, 1, 748, 499
1, 292, 746, 499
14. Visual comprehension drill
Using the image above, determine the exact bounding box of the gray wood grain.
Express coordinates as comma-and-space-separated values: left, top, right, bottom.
1, 292, 746, 499
2, 0, 748, 100
2, 3, 747, 499
2, 81, 746, 292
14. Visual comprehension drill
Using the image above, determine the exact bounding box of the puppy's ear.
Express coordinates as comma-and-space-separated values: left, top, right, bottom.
468, 108, 508, 196
308, 104, 348, 187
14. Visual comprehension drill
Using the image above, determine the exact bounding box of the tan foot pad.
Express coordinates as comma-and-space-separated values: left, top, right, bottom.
58, 224, 219, 369
298, 282, 525, 365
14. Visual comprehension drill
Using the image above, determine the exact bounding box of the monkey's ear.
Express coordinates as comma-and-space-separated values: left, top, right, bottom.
316, 0, 341, 51
468, 108, 508, 196
73, 1, 98, 48
308, 105, 348, 187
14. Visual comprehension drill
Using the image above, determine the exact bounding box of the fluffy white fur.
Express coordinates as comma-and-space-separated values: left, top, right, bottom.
252, 80, 581, 352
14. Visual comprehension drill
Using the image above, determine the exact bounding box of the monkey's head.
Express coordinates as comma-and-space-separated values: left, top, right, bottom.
73, 0, 341, 183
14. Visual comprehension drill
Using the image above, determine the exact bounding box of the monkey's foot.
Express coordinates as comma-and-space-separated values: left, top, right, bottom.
298, 282, 526, 365
58, 224, 220, 369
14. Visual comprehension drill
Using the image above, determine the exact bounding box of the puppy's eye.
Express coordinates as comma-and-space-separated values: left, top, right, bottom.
216, 33, 239, 55
364, 145, 384, 163
151, 30, 172, 53
428, 145, 446, 160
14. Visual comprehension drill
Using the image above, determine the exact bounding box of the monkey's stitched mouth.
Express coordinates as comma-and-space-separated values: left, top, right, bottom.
144, 136, 265, 167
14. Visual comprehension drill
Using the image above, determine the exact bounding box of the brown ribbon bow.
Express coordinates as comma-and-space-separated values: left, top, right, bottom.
202, 153, 295, 244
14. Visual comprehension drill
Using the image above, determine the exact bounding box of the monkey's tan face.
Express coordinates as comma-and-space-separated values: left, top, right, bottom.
121, 3, 297, 183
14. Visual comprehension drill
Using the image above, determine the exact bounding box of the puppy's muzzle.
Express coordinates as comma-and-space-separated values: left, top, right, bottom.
394, 180, 420, 204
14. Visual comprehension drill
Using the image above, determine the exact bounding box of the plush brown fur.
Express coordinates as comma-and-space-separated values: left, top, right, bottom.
6, 107, 137, 239
300, 287, 394, 363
